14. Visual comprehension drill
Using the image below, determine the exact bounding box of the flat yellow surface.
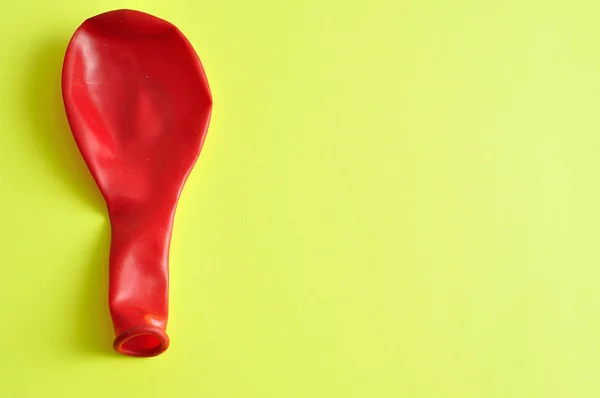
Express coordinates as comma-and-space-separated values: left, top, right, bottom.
1, 0, 600, 397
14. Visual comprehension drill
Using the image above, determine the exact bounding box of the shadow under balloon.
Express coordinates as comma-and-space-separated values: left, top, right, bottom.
27, 39, 116, 357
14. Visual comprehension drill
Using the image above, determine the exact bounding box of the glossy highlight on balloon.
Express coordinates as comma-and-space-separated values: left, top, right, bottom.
62, 9, 212, 357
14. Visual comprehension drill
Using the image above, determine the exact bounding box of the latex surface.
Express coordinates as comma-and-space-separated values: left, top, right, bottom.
62, 9, 212, 357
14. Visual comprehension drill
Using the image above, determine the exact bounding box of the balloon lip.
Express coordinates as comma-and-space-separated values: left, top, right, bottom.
113, 325, 170, 357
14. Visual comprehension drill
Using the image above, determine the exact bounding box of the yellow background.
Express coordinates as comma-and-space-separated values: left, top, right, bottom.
1, 0, 600, 397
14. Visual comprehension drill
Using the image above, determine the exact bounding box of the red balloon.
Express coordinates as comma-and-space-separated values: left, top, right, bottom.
62, 9, 212, 357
